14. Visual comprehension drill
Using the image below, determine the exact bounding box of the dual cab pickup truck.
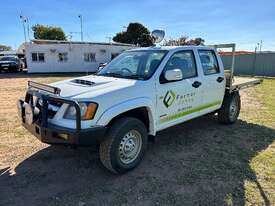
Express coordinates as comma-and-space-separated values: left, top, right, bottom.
0, 56, 22, 72
17, 43, 261, 173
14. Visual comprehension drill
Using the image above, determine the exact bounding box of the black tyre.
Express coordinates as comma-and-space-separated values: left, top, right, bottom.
19, 64, 24, 72
218, 91, 241, 124
99, 117, 148, 174
16, 66, 20, 72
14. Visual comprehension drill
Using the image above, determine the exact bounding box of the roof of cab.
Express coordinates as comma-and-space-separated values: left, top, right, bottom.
129, 45, 214, 52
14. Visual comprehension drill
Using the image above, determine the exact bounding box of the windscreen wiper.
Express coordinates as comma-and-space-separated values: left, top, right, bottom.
99, 73, 124, 78
123, 75, 144, 80
99, 73, 144, 80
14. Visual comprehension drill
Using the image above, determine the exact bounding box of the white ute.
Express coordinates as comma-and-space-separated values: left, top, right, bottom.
17, 33, 261, 173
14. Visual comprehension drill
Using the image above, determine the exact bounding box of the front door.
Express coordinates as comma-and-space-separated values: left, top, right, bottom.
156, 50, 204, 131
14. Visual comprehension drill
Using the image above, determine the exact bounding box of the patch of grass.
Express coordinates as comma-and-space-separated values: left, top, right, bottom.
242, 79, 275, 205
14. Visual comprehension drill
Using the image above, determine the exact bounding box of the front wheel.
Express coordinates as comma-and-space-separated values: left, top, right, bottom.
99, 117, 148, 174
218, 91, 241, 124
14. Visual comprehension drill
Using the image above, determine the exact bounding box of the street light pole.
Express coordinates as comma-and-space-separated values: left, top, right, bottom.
26, 17, 31, 40
259, 40, 263, 52
78, 15, 83, 41
19, 15, 27, 43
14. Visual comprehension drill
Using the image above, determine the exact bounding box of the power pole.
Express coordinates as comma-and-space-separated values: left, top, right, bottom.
78, 15, 83, 41
106, 36, 112, 43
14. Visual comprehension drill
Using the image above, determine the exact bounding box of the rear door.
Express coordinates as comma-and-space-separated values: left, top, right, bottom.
197, 49, 225, 113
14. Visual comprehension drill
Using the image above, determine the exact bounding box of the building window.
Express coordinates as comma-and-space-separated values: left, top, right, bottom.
111, 53, 120, 60
32, 53, 45, 62
84, 53, 96, 62
58, 53, 68, 62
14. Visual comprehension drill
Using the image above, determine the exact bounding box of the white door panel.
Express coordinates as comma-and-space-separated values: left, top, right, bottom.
202, 74, 225, 105
156, 77, 203, 130
156, 50, 204, 130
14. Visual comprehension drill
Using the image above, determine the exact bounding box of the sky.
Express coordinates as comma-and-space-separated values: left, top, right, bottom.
0, 0, 275, 51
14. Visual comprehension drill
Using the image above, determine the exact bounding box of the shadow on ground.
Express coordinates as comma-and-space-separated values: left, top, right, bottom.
0, 116, 274, 206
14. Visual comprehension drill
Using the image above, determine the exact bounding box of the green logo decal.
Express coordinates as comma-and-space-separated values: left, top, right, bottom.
163, 90, 176, 108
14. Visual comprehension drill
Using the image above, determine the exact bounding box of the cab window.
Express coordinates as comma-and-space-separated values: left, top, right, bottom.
164, 51, 197, 79
198, 50, 219, 75
144, 52, 166, 76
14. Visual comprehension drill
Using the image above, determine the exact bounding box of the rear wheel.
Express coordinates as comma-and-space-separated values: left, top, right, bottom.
218, 91, 241, 124
99, 117, 148, 174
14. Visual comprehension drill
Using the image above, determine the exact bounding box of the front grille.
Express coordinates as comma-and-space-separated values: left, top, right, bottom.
47, 100, 62, 119
48, 100, 62, 108
36, 98, 62, 119
48, 109, 57, 119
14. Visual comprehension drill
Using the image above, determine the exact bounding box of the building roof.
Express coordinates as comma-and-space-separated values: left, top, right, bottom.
219, 51, 255, 56
31, 39, 136, 47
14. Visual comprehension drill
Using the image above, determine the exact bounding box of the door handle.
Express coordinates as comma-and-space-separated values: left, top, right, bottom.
216, 77, 224, 83
192, 81, 202, 88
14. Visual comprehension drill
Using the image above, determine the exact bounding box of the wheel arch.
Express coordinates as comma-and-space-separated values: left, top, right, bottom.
96, 98, 156, 135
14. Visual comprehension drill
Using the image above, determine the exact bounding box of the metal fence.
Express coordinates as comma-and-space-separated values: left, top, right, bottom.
221, 52, 275, 77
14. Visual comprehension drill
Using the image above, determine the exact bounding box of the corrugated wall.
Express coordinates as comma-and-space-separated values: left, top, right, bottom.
221, 52, 275, 77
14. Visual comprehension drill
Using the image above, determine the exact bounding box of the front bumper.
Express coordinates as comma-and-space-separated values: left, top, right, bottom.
18, 90, 107, 145
0, 64, 18, 70
22, 121, 107, 145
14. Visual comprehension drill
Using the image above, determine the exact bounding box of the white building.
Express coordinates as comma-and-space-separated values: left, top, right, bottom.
22, 40, 135, 73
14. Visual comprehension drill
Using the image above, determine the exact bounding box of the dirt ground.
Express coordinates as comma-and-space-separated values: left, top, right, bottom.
0, 73, 274, 206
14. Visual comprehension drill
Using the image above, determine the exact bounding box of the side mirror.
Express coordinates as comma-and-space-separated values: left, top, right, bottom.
164, 69, 183, 81
98, 63, 107, 71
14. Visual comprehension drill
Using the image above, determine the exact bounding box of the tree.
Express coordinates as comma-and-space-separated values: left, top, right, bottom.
32, 24, 67, 40
163, 36, 188, 46
113, 23, 154, 47
163, 36, 205, 46
0, 44, 12, 51
188, 38, 205, 46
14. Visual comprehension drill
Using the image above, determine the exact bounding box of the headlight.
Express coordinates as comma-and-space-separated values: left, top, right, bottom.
64, 102, 98, 120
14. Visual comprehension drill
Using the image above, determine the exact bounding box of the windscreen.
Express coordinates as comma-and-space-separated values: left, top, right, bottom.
98, 50, 167, 80
0, 56, 17, 61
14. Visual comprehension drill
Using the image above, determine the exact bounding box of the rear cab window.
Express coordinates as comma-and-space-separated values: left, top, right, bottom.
198, 50, 219, 75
